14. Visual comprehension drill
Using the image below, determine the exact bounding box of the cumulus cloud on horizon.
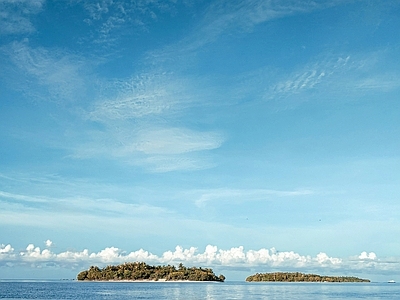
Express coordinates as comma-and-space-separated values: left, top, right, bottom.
0, 241, 392, 275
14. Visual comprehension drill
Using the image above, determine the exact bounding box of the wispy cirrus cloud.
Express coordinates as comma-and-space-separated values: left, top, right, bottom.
344, 49, 400, 92
1, 40, 222, 172
67, 125, 224, 172
77, 70, 224, 172
87, 72, 192, 121
0, 189, 171, 229
128, 128, 223, 155
193, 188, 313, 208
267, 55, 351, 100
1, 40, 90, 103
76, 0, 183, 45
231, 48, 400, 109
119, 127, 224, 171
318, 51, 400, 96
353, 74, 400, 91
1, 186, 282, 247
148, 0, 347, 62
0, 0, 44, 35
1, 241, 394, 277
200, 0, 335, 34
138, 154, 216, 173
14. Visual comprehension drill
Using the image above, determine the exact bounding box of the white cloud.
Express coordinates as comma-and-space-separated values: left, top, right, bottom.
2, 41, 88, 103
223, 48, 400, 113
127, 128, 223, 155
88, 72, 181, 120
76, 0, 181, 45
316, 252, 342, 265
148, 0, 345, 62
87, 70, 208, 122
0, 244, 14, 254
269, 56, 350, 99
353, 73, 400, 92
137, 154, 216, 173
324, 51, 400, 94
202, 0, 324, 32
0, 190, 172, 230
267, 50, 400, 103
193, 188, 313, 207
0, 0, 44, 35
67, 125, 224, 172
0, 190, 48, 204
45, 240, 53, 247
79, 70, 224, 172
359, 251, 377, 260
1, 242, 398, 276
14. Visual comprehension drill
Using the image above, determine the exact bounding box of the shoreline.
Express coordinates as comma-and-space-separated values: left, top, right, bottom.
81, 279, 218, 283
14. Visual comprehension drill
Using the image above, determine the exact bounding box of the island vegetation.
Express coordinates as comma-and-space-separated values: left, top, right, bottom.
246, 272, 370, 283
77, 262, 225, 282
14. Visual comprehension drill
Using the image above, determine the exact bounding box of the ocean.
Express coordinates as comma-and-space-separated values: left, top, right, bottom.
0, 280, 399, 299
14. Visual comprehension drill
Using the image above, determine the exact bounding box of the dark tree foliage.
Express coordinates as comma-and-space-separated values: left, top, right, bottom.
77, 262, 225, 282
245, 272, 370, 282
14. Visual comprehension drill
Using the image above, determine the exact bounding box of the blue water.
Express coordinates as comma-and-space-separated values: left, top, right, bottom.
0, 281, 399, 299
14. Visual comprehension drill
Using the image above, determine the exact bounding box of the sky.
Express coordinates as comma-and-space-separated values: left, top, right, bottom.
1, 0, 400, 282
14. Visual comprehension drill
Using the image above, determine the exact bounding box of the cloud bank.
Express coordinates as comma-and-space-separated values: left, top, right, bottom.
0, 241, 394, 276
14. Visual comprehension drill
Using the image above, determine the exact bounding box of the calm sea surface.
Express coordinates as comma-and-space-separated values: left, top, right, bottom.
0, 281, 399, 299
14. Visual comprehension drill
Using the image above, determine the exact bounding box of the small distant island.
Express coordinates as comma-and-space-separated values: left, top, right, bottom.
246, 272, 370, 283
77, 262, 225, 282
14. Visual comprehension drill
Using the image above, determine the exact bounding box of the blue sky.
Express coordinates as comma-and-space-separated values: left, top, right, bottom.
1, 0, 400, 281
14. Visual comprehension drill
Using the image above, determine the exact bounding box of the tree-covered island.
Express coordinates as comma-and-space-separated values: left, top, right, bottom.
246, 272, 370, 283
77, 262, 225, 282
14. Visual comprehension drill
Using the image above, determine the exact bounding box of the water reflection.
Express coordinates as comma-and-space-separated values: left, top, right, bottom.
1, 281, 399, 300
